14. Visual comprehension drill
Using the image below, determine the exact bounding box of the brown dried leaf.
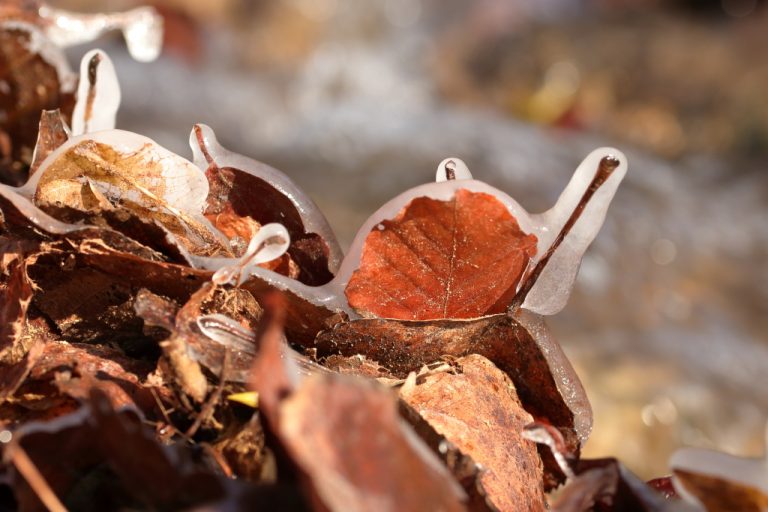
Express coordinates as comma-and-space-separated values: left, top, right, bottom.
195, 125, 336, 285
279, 374, 467, 512
552, 459, 675, 512
0, 23, 74, 185
29, 109, 68, 176
34, 138, 230, 257
345, 189, 537, 320
7, 390, 239, 511
314, 309, 589, 487
0, 340, 164, 430
399, 354, 546, 512
0, 246, 32, 364
247, 296, 467, 511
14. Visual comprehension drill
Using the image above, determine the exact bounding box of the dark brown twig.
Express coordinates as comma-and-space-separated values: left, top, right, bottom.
510, 155, 620, 311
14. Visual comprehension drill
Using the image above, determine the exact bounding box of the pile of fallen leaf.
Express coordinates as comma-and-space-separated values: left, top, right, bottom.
0, 3, 766, 512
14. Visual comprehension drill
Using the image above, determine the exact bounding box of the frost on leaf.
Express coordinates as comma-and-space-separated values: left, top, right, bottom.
399, 354, 547, 512
346, 189, 538, 320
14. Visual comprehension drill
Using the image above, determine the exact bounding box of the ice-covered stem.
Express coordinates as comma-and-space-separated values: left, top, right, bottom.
510, 155, 620, 312
435, 157, 472, 182
38, 4, 163, 62
71, 50, 120, 135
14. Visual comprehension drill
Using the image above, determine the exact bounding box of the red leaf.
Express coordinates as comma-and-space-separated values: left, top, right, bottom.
345, 189, 537, 320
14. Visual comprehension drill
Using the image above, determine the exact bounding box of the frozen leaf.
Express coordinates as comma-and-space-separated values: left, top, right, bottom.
0, 20, 74, 184
315, 308, 590, 487
346, 188, 538, 320
671, 426, 768, 512
192, 124, 342, 285
32, 130, 231, 257
399, 354, 547, 511
336, 149, 627, 317
552, 459, 677, 512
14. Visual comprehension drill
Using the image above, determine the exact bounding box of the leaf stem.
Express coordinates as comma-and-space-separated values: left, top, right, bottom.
509, 155, 620, 312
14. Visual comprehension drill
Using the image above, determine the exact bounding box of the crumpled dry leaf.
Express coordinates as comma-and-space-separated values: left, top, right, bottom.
5, 389, 248, 511
193, 124, 341, 285
0, 245, 32, 364
346, 189, 537, 320
551, 459, 679, 512
249, 295, 468, 512
314, 308, 590, 487
28, 109, 68, 176
0, 341, 163, 428
399, 354, 546, 511
0, 20, 74, 185
670, 428, 768, 512
33, 131, 231, 257
136, 283, 263, 387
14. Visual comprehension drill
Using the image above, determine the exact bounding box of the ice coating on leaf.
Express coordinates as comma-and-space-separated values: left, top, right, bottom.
31, 130, 209, 214
38, 5, 163, 62
0, 20, 75, 92
29, 129, 232, 256
670, 425, 768, 510
335, 178, 534, 296
337, 148, 626, 317
71, 50, 120, 136
435, 157, 472, 182
523, 147, 627, 315
212, 223, 290, 286
190, 124, 343, 273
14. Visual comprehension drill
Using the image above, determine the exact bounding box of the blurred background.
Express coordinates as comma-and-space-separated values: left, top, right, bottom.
52, 0, 768, 479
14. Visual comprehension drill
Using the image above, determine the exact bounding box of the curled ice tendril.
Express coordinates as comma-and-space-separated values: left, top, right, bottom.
212, 223, 291, 286
38, 5, 163, 62
195, 313, 329, 382
71, 50, 120, 136
435, 157, 472, 182
197, 314, 258, 355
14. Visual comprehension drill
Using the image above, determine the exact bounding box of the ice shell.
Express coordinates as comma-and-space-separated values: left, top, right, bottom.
39, 5, 163, 63
336, 147, 628, 317
190, 124, 343, 272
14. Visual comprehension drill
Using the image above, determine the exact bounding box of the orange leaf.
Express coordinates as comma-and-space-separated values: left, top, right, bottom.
346, 189, 537, 320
